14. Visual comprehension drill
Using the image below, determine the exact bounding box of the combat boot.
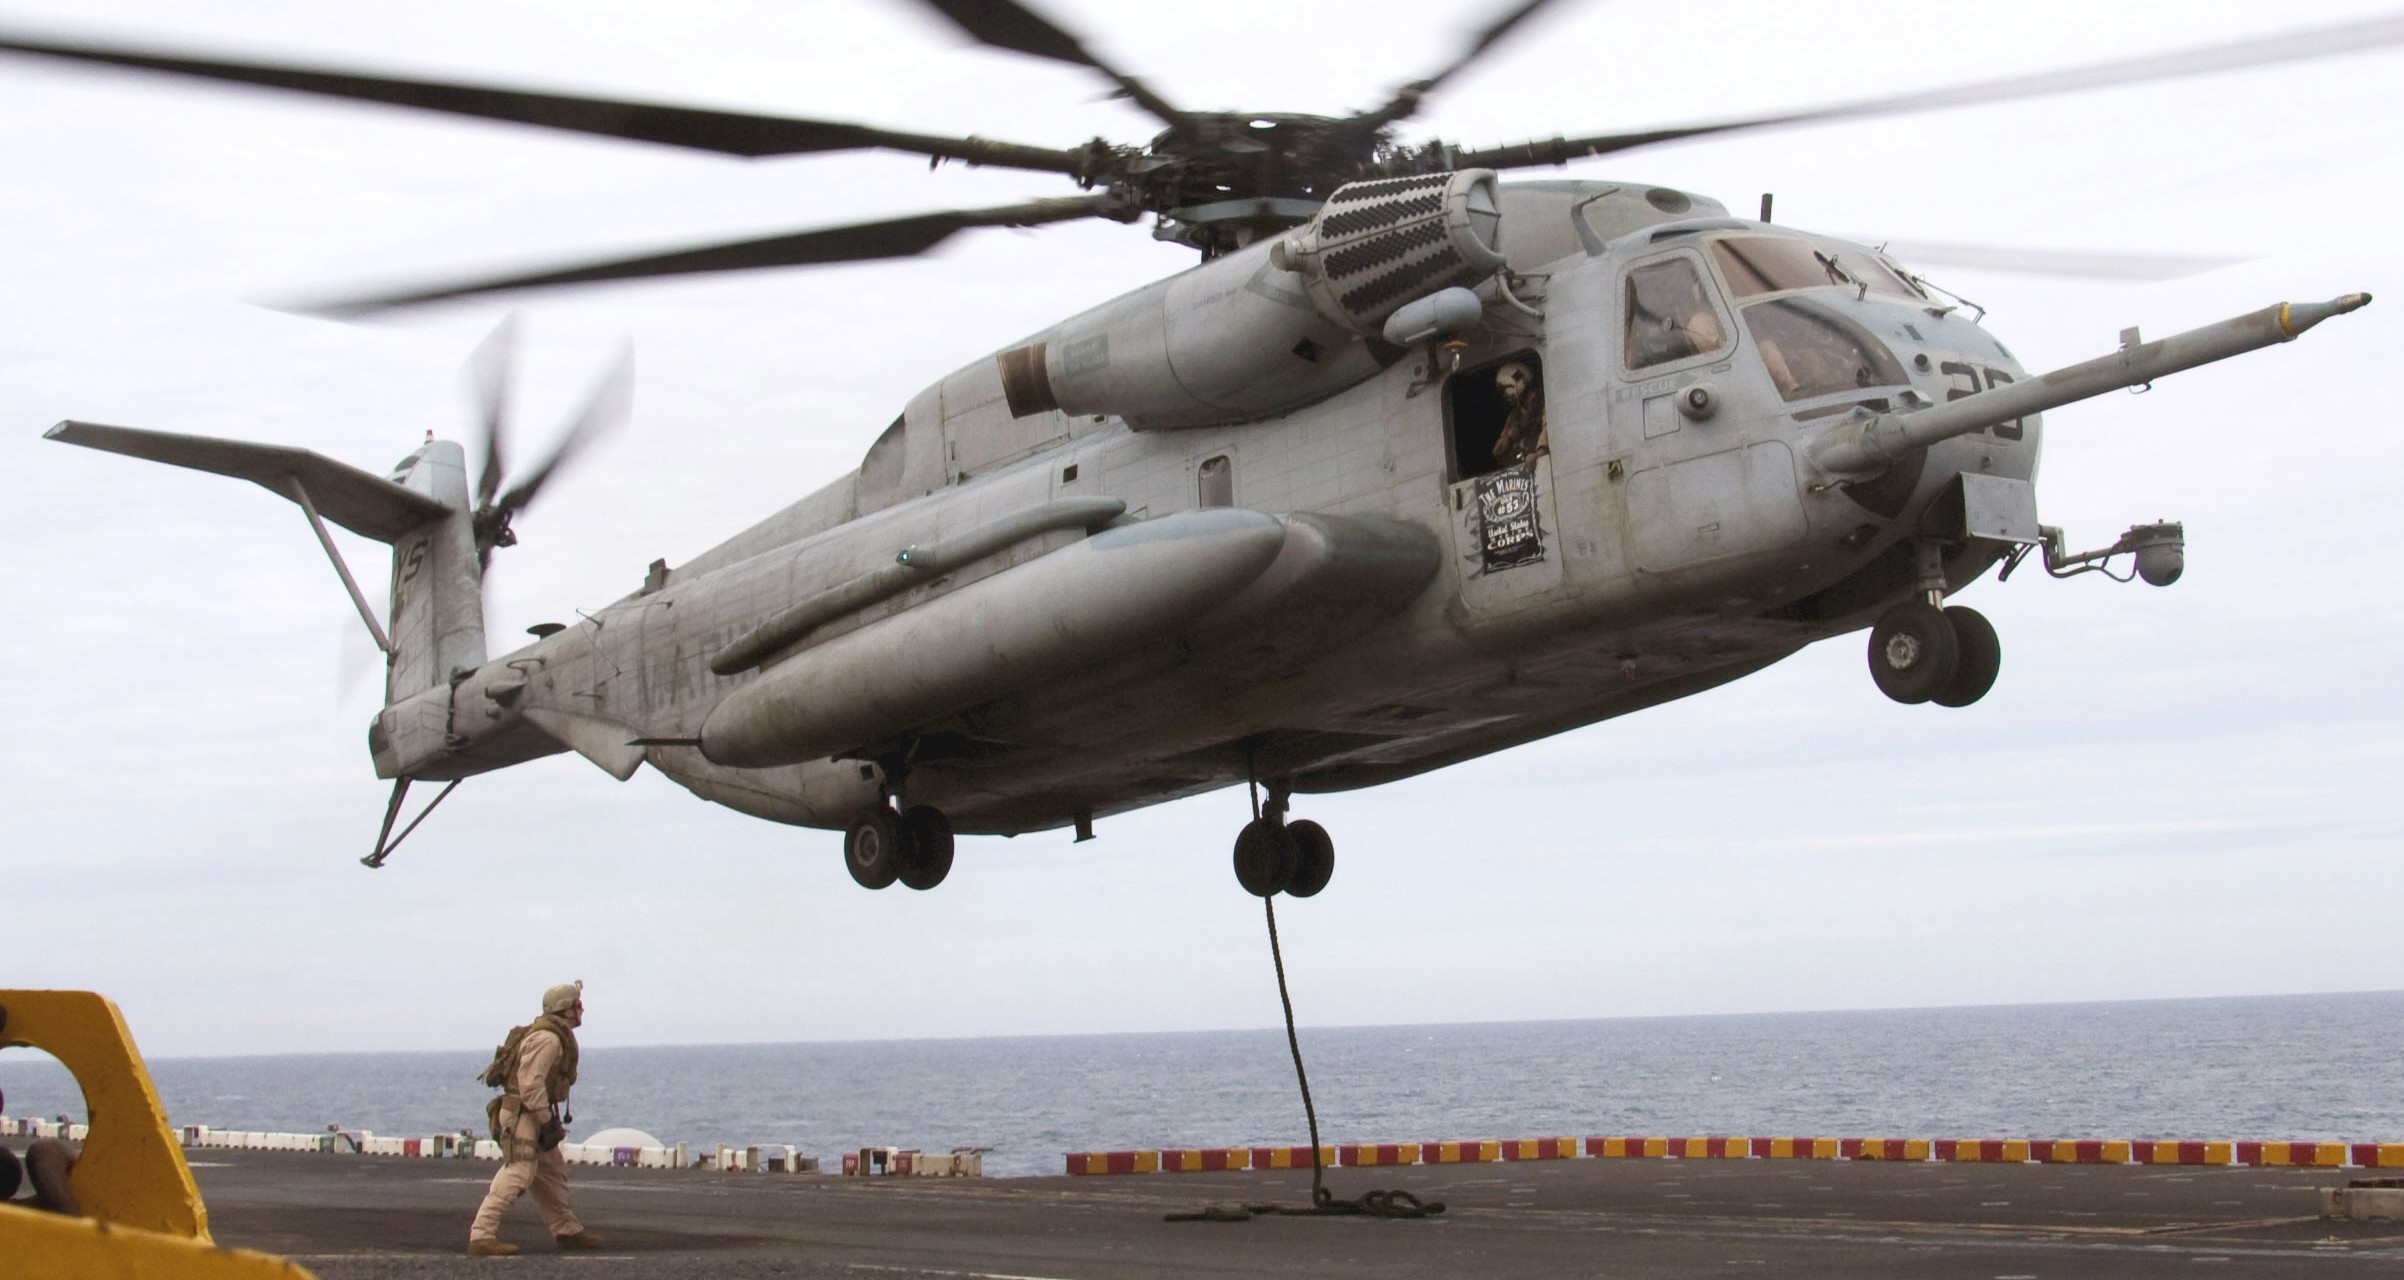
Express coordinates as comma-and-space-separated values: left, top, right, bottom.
556, 1230, 607, 1251
467, 1238, 519, 1257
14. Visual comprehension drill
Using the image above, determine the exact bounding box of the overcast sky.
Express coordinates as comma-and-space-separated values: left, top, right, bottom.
1, 0, 2398, 1060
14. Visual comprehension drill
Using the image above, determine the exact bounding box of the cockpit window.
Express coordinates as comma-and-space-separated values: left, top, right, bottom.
1849, 254, 1924, 300
1743, 297, 1910, 401
1712, 237, 1840, 297
1711, 236, 1922, 301
1623, 257, 1729, 371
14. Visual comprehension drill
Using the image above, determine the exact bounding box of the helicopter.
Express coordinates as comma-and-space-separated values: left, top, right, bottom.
8, 0, 2378, 900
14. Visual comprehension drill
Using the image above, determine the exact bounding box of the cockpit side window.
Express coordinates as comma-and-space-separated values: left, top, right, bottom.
1623, 257, 1729, 371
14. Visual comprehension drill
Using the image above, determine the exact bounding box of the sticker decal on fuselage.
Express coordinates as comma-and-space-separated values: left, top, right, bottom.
1475, 469, 1545, 572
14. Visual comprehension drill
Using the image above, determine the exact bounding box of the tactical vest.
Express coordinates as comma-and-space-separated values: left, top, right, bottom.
480, 1014, 580, 1146
524, 1014, 580, 1103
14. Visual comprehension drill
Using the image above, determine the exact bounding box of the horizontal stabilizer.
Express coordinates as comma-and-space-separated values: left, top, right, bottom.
46, 420, 452, 543
522, 706, 646, 781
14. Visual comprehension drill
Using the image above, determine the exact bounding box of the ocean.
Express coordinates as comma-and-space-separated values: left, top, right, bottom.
3, 990, 2396, 1177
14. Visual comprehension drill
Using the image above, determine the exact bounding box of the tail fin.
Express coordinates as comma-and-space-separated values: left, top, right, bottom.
380, 438, 487, 697
43, 421, 487, 700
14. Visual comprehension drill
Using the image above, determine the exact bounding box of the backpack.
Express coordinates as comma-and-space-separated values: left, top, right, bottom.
478, 1024, 534, 1142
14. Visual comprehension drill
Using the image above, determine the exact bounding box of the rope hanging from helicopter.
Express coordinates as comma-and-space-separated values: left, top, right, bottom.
1165, 762, 1441, 1224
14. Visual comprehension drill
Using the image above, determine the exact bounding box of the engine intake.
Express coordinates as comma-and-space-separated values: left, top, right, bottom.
988, 170, 1509, 431
1271, 169, 1507, 336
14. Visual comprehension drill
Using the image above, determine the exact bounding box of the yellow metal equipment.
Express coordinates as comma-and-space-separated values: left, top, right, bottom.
1, 989, 316, 1278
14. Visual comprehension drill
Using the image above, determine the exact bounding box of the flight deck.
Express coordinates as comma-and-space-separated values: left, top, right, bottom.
167, 1143, 2404, 1278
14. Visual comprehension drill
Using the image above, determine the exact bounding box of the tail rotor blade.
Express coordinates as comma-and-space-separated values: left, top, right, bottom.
496, 343, 633, 518
465, 314, 520, 510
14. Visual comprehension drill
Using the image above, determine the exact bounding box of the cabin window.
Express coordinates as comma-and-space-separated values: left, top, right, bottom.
1198, 455, 1233, 508
1623, 257, 1729, 371
1446, 352, 1544, 481
1743, 297, 1909, 401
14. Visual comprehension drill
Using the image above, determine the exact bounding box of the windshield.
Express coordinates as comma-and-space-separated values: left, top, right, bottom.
1743, 296, 1910, 401
1711, 236, 1921, 301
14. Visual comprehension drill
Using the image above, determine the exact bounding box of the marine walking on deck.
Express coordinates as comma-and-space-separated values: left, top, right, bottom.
468, 981, 603, 1257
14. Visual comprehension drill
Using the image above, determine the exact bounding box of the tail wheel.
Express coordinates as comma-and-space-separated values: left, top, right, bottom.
844, 808, 906, 890
1284, 820, 1335, 898
1933, 605, 2002, 707
897, 805, 955, 890
1232, 818, 1297, 897
1867, 600, 1960, 704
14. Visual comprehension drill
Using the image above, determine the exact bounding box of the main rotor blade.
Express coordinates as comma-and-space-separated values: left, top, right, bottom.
1873, 239, 2249, 283
465, 315, 519, 510
305, 194, 1126, 314
0, 30, 1095, 175
911, 0, 1191, 134
495, 345, 633, 518
1350, 0, 1569, 131
1451, 10, 2404, 170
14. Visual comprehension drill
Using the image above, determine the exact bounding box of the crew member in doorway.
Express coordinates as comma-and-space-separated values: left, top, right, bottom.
468, 981, 603, 1257
1490, 361, 1548, 467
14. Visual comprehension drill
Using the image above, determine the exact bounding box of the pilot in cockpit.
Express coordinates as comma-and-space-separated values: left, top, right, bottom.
1625, 258, 1728, 370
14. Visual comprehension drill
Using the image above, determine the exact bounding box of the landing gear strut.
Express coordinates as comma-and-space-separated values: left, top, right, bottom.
844, 803, 954, 890
1232, 783, 1335, 898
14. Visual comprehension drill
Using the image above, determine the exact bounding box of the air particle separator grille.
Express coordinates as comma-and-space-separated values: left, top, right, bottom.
1271, 169, 1506, 337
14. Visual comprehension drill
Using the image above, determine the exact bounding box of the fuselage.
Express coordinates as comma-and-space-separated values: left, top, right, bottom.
390, 178, 2038, 836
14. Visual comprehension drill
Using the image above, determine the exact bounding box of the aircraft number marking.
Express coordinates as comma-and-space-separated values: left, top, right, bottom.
1939, 360, 2024, 441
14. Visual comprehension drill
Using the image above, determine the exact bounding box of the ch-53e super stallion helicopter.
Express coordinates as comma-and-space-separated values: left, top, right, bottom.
10, 1, 2378, 898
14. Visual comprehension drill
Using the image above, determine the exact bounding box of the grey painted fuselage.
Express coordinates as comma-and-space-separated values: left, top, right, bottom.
398, 178, 2042, 836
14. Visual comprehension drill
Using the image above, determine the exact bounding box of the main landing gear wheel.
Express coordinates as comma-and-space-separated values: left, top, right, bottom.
1868, 600, 1960, 705
1233, 818, 1298, 897
1283, 820, 1335, 898
844, 808, 904, 889
897, 805, 954, 890
1932, 605, 2002, 708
